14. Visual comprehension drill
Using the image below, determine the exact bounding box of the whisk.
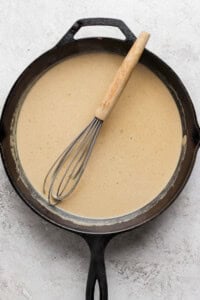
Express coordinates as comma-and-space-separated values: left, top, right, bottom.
43, 31, 150, 205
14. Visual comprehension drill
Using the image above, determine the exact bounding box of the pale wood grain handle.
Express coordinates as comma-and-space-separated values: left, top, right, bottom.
95, 31, 150, 121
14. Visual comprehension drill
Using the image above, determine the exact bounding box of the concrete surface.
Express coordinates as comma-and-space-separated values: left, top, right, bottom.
0, 1, 200, 299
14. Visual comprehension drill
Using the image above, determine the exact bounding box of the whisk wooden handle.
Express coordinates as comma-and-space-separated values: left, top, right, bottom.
95, 31, 150, 121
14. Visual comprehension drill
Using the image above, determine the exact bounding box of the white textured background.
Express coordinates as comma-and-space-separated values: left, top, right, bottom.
0, 1, 200, 299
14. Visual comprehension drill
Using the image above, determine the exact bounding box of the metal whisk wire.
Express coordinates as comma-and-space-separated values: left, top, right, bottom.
43, 117, 103, 205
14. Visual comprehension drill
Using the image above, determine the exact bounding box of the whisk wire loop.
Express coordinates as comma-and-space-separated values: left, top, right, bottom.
43, 117, 103, 205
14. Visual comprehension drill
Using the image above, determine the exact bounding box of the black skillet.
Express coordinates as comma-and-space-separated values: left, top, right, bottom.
0, 18, 200, 300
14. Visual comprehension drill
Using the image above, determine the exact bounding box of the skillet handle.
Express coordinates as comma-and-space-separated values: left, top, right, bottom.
192, 124, 200, 148
83, 235, 113, 300
57, 18, 136, 46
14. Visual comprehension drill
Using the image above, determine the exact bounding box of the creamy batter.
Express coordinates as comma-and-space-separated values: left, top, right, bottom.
16, 52, 183, 218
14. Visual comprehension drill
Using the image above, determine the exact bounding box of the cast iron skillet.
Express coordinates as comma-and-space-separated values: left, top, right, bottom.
0, 18, 200, 300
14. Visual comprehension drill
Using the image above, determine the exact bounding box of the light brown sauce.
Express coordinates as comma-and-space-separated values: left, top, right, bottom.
16, 52, 182, 218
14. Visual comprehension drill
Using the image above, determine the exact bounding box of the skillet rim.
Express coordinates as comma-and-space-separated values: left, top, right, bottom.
0, 37, 199, 235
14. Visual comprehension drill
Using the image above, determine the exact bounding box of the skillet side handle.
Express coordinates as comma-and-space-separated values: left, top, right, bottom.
83, 235, 113, 300
197, 126, 200, 148
56, 18, 136, 46
192, 124, 200, 148
0, 121, 6, 148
